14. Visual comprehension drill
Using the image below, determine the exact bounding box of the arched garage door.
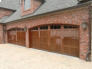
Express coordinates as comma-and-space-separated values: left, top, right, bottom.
29, 25, 79, 57
7, 28, 26, 46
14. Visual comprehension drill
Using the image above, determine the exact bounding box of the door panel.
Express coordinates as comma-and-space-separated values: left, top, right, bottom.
17, 31, 26, 46
40, 30, 50, 50
30, 31, 40, 49
62, 29, 79, 57
50, 30, 61, 52
8, 31, 17, 44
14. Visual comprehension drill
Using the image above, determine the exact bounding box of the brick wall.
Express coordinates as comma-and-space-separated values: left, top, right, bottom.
90, 6, 92, 61
0, 24, 3, 44
0, 8, 13, 19
0, 8, 13, 44
6, 6, 89, 60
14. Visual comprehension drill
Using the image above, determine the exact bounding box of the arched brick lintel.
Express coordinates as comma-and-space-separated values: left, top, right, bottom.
27, 23, 80, 29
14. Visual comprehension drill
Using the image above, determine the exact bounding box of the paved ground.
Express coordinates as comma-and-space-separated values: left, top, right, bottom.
0, 44, 92, 69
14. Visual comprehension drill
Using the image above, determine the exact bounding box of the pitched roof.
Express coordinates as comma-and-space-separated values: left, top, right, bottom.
0, 0, 86, 23
0, 0, 20, 10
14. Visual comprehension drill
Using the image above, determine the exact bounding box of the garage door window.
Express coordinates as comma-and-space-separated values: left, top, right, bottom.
50, 25, 61, 29
64, 25, 78, 29
32, 27, 38, 30
40, 25, 48, 30
17, 28, 24, 31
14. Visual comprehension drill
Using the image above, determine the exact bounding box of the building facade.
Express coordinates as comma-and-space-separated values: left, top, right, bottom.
0, 0, 92, 61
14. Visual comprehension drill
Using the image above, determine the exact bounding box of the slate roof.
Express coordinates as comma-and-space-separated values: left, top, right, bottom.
0, 0, 20, 10
0, 0, 90, 23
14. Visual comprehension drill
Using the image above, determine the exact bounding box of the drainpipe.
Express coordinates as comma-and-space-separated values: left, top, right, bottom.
86, 3, 91, 61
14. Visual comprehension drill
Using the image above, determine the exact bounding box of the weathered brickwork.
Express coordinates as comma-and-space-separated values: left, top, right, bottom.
0, 8, 13, 19
0, 8, 13, 44
0, 24, 3, 44
6, 6, 90, 60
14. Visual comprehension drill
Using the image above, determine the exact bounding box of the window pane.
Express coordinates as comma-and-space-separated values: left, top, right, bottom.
50, 25, 61, 29
64, 25, 78, 29
24, 0, 31, 10
32, 27, 38, 30
40, 25, 48, 30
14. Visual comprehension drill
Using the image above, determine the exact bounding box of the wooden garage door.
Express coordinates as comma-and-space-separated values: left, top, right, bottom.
61, 28, 79, 57
7, 29, 17, 44
17, 31, 26, 46
30, 30, 40, 49
50, 29, 62, 52
40, 30, 50, 50
7, 28, 26, 46
29, 25, 79, 57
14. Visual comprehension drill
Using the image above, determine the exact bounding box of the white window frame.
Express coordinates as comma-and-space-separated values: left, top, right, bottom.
24, 0, 31, 10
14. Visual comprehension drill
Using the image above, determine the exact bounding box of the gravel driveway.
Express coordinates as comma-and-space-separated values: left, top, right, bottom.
0, 44, 92, 69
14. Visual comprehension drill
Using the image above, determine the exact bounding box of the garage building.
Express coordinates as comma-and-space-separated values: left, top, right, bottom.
0, 0, 92, 61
